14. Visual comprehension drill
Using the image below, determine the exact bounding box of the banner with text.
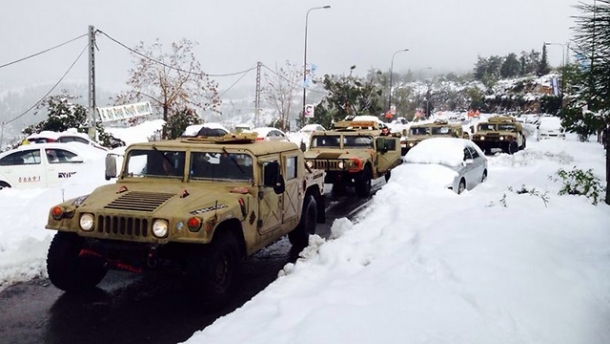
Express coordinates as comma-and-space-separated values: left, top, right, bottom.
97, 102, 153, 122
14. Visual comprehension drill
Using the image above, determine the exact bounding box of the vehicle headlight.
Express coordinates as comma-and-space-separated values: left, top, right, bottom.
306, 160, 314, 168
409, 142, 414, 147
500, 136, 504, 140
79, 213, 94, 231
152, 219, 169, 238
338, 161, 344, 169
480, 136, 485, 140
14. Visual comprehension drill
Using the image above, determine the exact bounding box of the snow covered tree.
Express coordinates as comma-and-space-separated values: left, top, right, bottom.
22, 93, 87, 135
262, 60, 302, 132
113, 39, 220, 139
313, 66, 384, 129
163, 107, 202, 140
562, 0, 610, 204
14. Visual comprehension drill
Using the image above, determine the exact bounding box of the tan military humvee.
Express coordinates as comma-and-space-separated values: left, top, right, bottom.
304, 120, 402, 197
471, 116, 526, 154
402, 119, 468, 155
44, 133, 326, 307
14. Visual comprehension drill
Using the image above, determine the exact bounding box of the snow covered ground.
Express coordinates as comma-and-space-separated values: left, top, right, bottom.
0, 120, 609, 344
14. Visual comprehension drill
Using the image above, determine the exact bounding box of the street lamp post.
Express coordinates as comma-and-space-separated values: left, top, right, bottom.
387, 49, 409, 114
302, 5, 331, 127
544, 42, 567, 95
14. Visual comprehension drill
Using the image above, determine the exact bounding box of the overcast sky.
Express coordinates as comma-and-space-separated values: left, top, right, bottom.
0, 0, 580, 94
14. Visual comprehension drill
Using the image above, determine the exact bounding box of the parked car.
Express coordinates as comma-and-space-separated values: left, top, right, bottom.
247, 127, 289, 141
26, 130, 108, 151
0, 143, 87, 189
299, 124, 326, 135
403, 138, 488, 194
537, 116, 565, 141
182, 123, 230, 137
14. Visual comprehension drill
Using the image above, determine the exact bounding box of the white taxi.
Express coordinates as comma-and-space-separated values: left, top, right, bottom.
0, 143, 85, 189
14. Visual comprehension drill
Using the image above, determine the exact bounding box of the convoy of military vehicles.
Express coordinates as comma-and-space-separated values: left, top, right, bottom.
44, 114, 532, 306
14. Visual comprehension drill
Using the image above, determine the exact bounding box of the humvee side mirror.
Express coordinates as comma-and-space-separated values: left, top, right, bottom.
264, 161, 285, 193
105, 154, 117, 181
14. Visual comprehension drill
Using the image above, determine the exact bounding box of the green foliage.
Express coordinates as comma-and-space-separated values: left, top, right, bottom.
560, 101, 603, 142
551, 167, 605, 205
500, 53, 521, 78
162, 107, 202, 140
537, 45, 551, 76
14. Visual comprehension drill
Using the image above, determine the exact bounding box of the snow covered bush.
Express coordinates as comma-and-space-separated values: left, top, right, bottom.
551, 167, 604, 205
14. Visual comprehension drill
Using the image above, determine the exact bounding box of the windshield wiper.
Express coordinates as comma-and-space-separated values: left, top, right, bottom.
222, 147, 245, 175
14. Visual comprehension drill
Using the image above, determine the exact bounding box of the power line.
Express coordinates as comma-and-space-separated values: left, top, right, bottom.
0, 34, 87, 70
97, 30, 257, 77
4, 44, 89, 125
220, 68, 254, 97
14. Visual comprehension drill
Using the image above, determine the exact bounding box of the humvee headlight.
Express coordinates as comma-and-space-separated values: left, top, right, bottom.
79, 213, 94, 231
409, 142, 414, 147
480, 136, 485, 140
306, 160, 314, 168
338, 161, 344, 169
152, 219, 169, 238
500, 136, 504, 140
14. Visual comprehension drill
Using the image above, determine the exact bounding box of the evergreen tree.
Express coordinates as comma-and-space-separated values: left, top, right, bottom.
537, 45, 551, 76
561, 0, 610, 204
501, 53, 521, 78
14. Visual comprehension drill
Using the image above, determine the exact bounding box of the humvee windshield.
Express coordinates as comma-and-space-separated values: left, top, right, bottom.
477, 123, 495, 131
311, 135, 341, 148
190, 152, 253, 181
344, 136, 374, 148
431, 126, 452, 135
410, 127, 430, 135
126, 149, 186, 178
497, 124, 516, 131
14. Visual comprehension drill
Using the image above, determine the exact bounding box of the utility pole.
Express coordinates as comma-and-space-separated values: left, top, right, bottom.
88, 25, 97, 140
254, 62, 262, 128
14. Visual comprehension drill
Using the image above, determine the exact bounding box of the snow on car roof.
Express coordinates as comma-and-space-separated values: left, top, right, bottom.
404, 137, 478, 167
538, 117, 562, 130
299, 124, 325, 131
182, 123, 230, 136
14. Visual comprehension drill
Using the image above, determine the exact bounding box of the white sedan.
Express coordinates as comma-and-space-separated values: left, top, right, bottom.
403, 138, 488, 194
0, 143, 86, 189
298, 124, 326, 135
247, 127, 289, 142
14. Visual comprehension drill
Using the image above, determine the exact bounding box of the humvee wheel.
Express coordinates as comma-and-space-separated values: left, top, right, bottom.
289, 195, 317, 249
355, 167, 372, 198
187, 231, 241, 308
457, 178, 466, 195
47, 232, 107, 292
384, 170, 391, 183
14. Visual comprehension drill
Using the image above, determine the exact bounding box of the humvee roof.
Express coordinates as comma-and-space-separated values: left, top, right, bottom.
127, 136, 299, 156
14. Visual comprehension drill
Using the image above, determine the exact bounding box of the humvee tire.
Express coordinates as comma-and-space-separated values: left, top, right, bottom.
457, 178, 466, 195
355, 166, 372, 198
289, 195, 317, 249
384, 170, 391, 183
47, 232, 107, 292
187, 231, 241, 308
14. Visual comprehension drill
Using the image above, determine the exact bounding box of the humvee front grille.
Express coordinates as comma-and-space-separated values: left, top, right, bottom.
313, 160, 342, 170
105, 191, 175, 212
97, 215, 149, 237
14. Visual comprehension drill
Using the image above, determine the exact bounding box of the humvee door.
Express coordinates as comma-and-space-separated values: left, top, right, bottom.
258, 154, 282, 235
375, 137, 401, 173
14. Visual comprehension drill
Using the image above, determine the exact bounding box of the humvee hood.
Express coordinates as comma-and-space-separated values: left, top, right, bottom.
77, 183, 248, 216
